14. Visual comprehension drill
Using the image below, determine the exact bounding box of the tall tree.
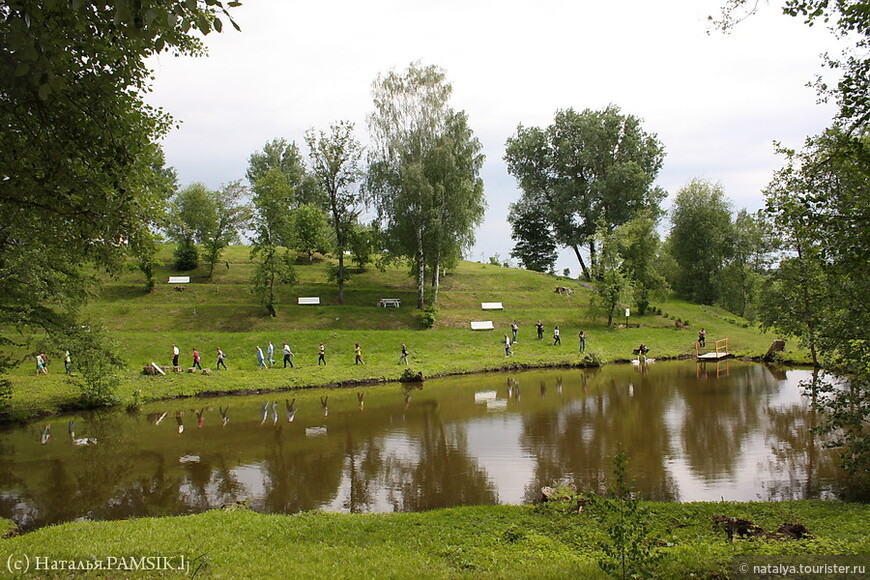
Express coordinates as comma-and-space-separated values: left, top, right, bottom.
719, 209, 775, 319
504, 106, 666, 281
305, 121, 365, 305
761, 127, 869, 477
293, 203, 329, 262
421, 111, 486, 304
0, 0, 238, 409
666, 179, 735, 304
367, 62, 484, 308
591, 224, 634, 327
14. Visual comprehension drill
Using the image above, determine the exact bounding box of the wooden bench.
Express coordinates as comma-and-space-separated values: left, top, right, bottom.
378, 298, 401, 308
481, 302, 503, 310
168, 276, 190, 284
298, 297, 320, 305
470, 321, 494, 330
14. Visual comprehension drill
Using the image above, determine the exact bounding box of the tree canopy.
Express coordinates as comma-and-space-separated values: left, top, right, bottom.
504, 105, 665, 281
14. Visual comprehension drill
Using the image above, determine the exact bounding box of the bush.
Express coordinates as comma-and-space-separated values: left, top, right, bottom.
173, 238, 199, 271
421, 306, 437, 329
62, 323, 123, 408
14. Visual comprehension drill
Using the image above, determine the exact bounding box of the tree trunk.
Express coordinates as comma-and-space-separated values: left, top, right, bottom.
571, 245, 592, 281
416, 227, 425, 309
588, 239, 598, 279
431, 260, 440, 306
337, 252, 346, 305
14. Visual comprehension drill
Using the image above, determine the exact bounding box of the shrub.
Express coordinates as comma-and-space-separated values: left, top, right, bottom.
421, 306, 437, 329
62, 323, 123, 408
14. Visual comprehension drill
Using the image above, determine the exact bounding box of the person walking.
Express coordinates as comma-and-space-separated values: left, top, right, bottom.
282, 343, 295, 368
511, 321, 519, 344
578, 330, 586, 353
256, 346, 267, 369
504, 334, 513, 357
698, 328, 707, 348
553, 326, 561, 346
317, 343, 326, 366
267, 341, 275, 366
172, 344, 180, 367
398, 342, 409, 365
535, 320, 544, 340
35, 353, 47, 375
216, 348, 228, 370
192, 348, 202, 370
64, 350, 72, 375
354, 343, 365, 365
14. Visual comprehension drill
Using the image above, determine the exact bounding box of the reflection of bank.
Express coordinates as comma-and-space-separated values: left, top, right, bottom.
697, 359, 730, 379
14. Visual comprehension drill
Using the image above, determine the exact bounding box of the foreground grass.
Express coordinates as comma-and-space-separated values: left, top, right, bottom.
2, 247, 804, 420
2, 501, 867, 579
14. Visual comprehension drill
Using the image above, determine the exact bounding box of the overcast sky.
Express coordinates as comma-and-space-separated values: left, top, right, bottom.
147, 0, 840, 275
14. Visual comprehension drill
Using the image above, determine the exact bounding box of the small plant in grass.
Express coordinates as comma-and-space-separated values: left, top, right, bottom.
580, 352, 602, 367
592, 449, 662, 579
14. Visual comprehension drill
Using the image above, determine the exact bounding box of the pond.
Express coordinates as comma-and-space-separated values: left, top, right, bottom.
0, 360, 847, 532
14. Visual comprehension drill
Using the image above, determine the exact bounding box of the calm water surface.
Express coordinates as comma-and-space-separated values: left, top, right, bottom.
0, 360, 845, 531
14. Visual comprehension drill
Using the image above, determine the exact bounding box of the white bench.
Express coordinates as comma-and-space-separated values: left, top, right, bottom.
470, 321, 494, 330
298, 297, 320, 305
379, 298, 401, 308
481, 302, 503, 310
168, 276, 190, 284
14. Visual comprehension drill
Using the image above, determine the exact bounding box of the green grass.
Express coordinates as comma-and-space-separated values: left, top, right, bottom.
2, 245, 805, 420
1, 501, 866, 579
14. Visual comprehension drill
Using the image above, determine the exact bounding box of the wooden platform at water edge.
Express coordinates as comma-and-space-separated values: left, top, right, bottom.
696, 338, 730, 360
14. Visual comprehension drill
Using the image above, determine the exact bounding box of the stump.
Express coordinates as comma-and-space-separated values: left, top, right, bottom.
763, 339, 787, 362
201, 368, 211, 375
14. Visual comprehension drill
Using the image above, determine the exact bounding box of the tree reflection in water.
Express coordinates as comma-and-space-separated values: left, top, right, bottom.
0, 361, 846, 532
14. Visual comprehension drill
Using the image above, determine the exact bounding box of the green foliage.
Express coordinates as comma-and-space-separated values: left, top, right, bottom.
613, 214, 669, 315
250, 245, 297, 318
348, 223, 375, 269
421, 306, 437, 329
62, 323, 123, 408
173, 237, 200, 271
504, 105, 666, 281
666, 178, 735, 304
367, 63, 485, 308
591, 225, 634, 327
592, 450, 662, 579
761, 127, 870, 482
306, 121, 365, 305
292, 203, 329, 261
508, 194, 558, 273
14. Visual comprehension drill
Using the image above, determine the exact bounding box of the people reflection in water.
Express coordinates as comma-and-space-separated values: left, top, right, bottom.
320, 396, 329, 418
540, 380, 547, 399
260, 402, 269, 425
148, 411, 168, 425
40, 423, 52, 445
357, 392, 365, 412
285, 398, 296, 422
219, 406, 229, 427
271, 401, 279, 425
556, 376, 563, 397
68, 419, 96, 445
195, 408, 204, 429
175, 411, 184, 434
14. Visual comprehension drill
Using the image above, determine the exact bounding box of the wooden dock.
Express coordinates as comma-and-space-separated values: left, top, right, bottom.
696, 338, 730, 360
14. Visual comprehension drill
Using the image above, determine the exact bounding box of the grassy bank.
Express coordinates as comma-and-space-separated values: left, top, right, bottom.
2, 246, 803, 420
2, 501, 867, 578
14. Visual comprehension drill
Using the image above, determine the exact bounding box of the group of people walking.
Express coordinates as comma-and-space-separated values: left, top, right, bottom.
35, 351, 73, 375
170, 340, 413, 370
505, 321, 587, 357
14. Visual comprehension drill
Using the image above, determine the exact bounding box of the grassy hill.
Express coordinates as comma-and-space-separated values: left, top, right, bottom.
3, 245, 801, 419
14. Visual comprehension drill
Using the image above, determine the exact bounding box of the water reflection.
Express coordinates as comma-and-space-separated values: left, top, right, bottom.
0, 361, 848, 532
